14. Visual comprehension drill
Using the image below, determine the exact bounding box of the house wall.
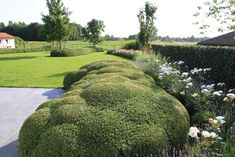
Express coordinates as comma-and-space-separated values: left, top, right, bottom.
0, 38, 15, 48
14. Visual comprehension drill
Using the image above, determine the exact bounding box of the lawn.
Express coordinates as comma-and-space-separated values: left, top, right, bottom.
0, 52, 127, 88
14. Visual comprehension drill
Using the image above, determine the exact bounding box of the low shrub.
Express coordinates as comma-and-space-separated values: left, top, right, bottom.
19, 60, 189, 157
107, 49, 141, 59
151, 44, 235, 88
0, 46, 52, 55
50, 48, 100, 57
122, 40, 140, 50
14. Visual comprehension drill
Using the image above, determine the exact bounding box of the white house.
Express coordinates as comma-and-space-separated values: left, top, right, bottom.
0, 33, 15, 48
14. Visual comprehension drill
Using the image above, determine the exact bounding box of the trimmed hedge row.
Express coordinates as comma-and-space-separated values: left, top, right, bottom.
19, 60, 189, 157
152, 44, 235, 88
50, 47, 104, 57
0, 46, 52, 55
107, 49, 141, 59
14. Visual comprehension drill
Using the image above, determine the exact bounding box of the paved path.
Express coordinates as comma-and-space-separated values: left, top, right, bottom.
0, 87, 65, 157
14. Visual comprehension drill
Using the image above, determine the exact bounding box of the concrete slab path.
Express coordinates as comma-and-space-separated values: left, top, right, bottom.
0, 87, 65, 157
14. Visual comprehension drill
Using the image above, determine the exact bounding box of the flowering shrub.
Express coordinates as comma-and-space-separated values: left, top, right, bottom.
106, 49, 141, 59
134, 53, 235, 156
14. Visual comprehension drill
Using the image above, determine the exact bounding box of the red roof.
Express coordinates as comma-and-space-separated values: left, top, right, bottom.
0, 33, 15, 38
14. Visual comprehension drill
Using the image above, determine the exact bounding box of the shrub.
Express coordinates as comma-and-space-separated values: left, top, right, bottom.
19, 60, 189, 157
151, 44, 235, 88
0, 46, 52, 55
107, 49, 141, 59
122, 40, 140, 50
50, 47, 102, 57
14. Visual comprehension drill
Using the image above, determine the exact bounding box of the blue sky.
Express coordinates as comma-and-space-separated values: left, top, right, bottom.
0, 0, 224, 38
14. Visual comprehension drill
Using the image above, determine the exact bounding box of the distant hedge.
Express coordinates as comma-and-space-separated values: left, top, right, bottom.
19, 60, 189, 157
0, 46, 52, 55
152, 44, 235, 88
50, 47, 104, 57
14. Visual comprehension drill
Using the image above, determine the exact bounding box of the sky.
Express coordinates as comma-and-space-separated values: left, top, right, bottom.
0, 0, 225, 38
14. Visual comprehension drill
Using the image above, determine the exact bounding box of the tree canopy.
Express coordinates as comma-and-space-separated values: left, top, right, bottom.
82, 19, 105, 47
137, 1, 157, 49
41, 0, 71, 49
194, 0, 235, 34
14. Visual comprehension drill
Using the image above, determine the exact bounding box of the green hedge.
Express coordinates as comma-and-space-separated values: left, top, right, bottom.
50, 47, 103, 57
152, 44, 235, 88
0, 46, 52, 55
19, 60, 189, 157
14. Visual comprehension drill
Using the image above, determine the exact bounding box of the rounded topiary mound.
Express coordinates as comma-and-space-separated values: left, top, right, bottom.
50, 48, 101, 57
19, 60, 189, 157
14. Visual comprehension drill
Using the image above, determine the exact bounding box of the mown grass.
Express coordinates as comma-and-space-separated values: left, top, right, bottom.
0, 52, 127, 88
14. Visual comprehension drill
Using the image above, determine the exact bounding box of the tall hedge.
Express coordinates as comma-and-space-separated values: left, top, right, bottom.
19, 60, 189, 157
152, 44, 235, 88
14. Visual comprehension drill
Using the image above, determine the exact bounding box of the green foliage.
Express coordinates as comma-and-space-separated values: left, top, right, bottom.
107, 49, 140, 59
123, 40, 140, 50
194, 0, 235, 33
19, 60, 189, 156
41, 0, 71, 49
63, 69, 87, 89
0, 46, 52, 55
82, 19, 105, 46
50, 47, 103, 57
137, 2, 157, 49
152, 44, 235, 88
15, 37, 26, 48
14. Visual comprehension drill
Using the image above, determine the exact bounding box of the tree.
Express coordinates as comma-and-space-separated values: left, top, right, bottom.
82, 19, 105, 47
68, 23, 82, 40
194, 0, 235, 34
41, 0, 71, 49
137, 2, 157, 49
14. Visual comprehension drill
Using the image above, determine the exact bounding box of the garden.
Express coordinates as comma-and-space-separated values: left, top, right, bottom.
0, 0, 234, 157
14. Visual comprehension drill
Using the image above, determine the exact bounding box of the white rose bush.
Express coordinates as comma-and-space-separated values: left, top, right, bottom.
135, 54, 235, 157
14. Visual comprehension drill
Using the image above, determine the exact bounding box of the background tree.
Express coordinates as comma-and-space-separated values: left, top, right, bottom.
137, 1, 157, 50
41, 0, 71, 49
82, 19, 105, 47
68, 23, 82, 40
194, 0, 235, 34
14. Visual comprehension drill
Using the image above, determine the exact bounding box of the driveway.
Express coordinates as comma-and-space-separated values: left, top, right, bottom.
0, 87, 65, 157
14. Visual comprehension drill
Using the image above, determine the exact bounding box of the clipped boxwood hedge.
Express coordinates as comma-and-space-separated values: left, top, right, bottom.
19, 60, 189, 157
152, 44, 235, 88
50, 47, 104, 57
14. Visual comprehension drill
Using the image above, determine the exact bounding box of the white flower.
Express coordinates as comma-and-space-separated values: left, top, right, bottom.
226, 93, 235, 100
180, 91, 185, 95
206, 84, 215, 90
228, 89, 235, 92
201, 85, 206, 89
178, 61, 184, 65
186, 82, 193, 89
217, 83, 225, 87
223, 97, 229, 102
203, 68, 211, 72
158, 76, 163, 80
201, 89, 210, 94
210, 132, 217, 138
160, 64, 173, 75
181, 72, 188, 78
202, 131, 211, 138
183, 77, 192, 82
192, 93, 198, 97
209, 118, 218, 125
213, 91, 223, 96
215, 116, 226, 124
191, 68, 203, 74
188, 126, 200, 139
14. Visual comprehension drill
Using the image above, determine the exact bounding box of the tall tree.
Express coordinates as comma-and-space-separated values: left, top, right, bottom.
194, 0, 235, 34
42, 0, 71, 49
82, 19, 105, 47
137, 2, 157, 50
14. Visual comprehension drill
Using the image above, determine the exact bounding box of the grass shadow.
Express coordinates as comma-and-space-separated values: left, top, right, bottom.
0, 56, 36, 61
